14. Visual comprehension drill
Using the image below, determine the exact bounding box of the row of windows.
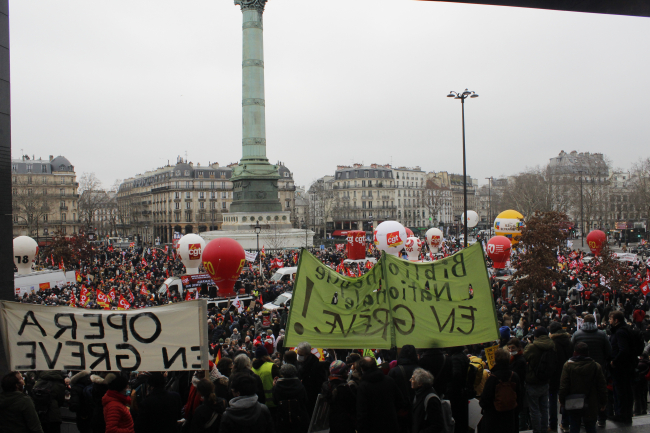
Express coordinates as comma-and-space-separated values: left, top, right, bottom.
336, 170, 392, 180
13, 175, 73, 184
12, 188, 71, 196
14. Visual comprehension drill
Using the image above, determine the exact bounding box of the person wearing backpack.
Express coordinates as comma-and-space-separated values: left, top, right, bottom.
0, 371, 43, 433
271, 364, 309, 433
608, 310, 637, 424
388, 344, 419, 433
558, 342, 607, 433
410, 368, 449, 433
523, 326, 556, 433
480, 348, 521, 433
68, 371, 93, 433
190, 378, 226, 433
32, 371, 66, 433
357, 356, 407, 433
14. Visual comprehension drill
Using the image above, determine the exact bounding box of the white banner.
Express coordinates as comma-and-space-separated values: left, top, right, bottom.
0, 300, 209, 372
245, 251, 258, 262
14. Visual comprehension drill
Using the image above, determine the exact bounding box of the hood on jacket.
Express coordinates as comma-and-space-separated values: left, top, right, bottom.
551, 331, 571, 343
38, 371, 65, 383
70, 370, 91, 386
580, 322, 598, 332
274, 377, 304, 398
102, 389, 131, 407
91, 373, 116, 385
0, 391, 27, 410
533, 335, 555, 351
225, 395, 262, 426
397, 345, 418, 366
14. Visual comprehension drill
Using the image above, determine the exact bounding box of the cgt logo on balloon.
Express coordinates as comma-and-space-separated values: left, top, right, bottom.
187, 244, 202, 260
386, 231, 403, 248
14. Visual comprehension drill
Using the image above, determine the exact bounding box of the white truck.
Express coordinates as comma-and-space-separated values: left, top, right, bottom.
14, 270, 75, 297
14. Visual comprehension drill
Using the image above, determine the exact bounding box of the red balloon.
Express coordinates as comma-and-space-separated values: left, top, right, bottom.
487, 236, 512, 269
346, 230, 366, 260
586, 230, 607, 256
202, 238, 246, 297
405, 227, 414, 237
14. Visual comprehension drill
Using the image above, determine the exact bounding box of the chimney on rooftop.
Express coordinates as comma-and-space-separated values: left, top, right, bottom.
49, 155, 53, 161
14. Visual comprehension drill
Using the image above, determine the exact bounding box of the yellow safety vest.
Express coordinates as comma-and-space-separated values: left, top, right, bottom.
252, 361, 275, 408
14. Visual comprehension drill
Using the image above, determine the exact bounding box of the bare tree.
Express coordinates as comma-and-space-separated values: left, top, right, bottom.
12, 178, 53, 239
78, 172, 107, 232
498, 167, 554, 218
262, 224, 290, 250
424, 179, 450, 226
309, 178, 340, 237
630, 158, 650, 222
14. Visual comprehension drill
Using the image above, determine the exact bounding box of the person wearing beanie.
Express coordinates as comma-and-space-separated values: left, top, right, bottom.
524, 325, 556, 433
499, 326, 512, 347
252, 343, 280, 409
548, 321, 573, 432
558, 342, 607, 433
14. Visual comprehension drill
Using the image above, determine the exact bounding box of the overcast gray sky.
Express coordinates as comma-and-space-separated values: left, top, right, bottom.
8, 0, 650, 190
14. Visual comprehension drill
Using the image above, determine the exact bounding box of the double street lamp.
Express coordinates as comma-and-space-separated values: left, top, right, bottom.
254, 221, 261, 290
301, 218, 308, 248
448, 89, 479, 248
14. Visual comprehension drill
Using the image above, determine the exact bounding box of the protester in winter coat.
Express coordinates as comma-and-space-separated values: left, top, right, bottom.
69, 370, 93, 433
252, 346, 280, 409
134, 373, 182, 433
608, 310, 636, 424
447, 346, 470, 433
388, 344, 419, 432
356, 356, 407, 433
0, 371, 43, 433
229, 354, 266, 404
549, 321, 573, 432
271, 364, 310, 433
417, 348, 450, 395
523, 327, 556, 433
410, 368, 444, 433
33, 371, 66, 433
480, 348, 522, 433
190, 379, 226, 433
295, 341, 327, 415
102, 374, 135, 433
508, 337, 529, 432
321, 361, 356, 433
558, 342, 607, 433
571, 314, 611, 426
220, 374, 274, 433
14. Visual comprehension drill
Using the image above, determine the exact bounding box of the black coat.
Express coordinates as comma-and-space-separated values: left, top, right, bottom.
321, 378, 356, 433
357, 369, 406, 433
610, 323, 637, 370
134, 388, 183, 433
297, 353, 327, 414
388, 345, 419, 407
190, 399, 226, 433
418, 349, 449, 395
550, 331, 574, 391
411, 385, 443, 433
479, 363, 522, 433
446, 352, 469, 398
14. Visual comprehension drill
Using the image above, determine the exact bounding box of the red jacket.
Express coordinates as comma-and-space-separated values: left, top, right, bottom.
102, 390, 134, 433
633, 309, 646, 323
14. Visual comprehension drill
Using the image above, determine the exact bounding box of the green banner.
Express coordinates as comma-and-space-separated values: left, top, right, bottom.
285, 243, 499, 349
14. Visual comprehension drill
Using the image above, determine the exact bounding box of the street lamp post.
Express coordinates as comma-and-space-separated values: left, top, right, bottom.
485, 177, 493, 237
254, 221, 261, 291
578, 170, 584, 247
301, 218, 308, 249
448, 89, 479, 248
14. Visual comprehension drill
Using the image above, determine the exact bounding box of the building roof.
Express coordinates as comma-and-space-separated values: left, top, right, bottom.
50, 156, 74, 172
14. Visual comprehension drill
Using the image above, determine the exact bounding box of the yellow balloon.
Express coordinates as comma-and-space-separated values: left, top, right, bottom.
494, 210, 524, 245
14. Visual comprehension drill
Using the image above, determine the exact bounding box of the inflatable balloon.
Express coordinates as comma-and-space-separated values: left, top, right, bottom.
461, 210, 479, 228
13, 236, 38, 275
494, 210, 524, 245
405, 227, 414, 237
177, 234, 207, 274
586, 230, 607, 256
487, 236, 512, 269
404, 237, 423, 261
374, 221, 407, 257
202, 238, 246, 297
346, 230, 366, 260
426, 228, 444, 253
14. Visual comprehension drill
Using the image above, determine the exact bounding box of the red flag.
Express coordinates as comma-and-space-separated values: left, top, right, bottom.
108, 287, 116, 302
79, 286, 89, 306
59, 259, 64, 270
166, 284, 171, 298
51, 254, 54, 265
69, 292, 76, 307
118, 295, 131, 310
259, 293, 263, 306
164, 245, 169, 254
642, 270, 650, 296
96, 290, 109, 308
141, 258, 147, 267
165, 268, 169, 277
365, 260, 373, 269
215, 347, 222, 363
185, 290, 192, 301
128, 289, 134, 303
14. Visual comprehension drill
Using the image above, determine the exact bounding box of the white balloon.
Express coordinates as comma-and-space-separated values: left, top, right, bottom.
425, 228, 444, 253
177, 234, 206, 274
404, 237, 423, 261
373, 221, 407, 257
461, 210, 480, 228
14, 236, 38, 275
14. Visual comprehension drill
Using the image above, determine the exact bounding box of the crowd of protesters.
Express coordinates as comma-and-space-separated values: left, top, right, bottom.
4, 237, 650, 433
